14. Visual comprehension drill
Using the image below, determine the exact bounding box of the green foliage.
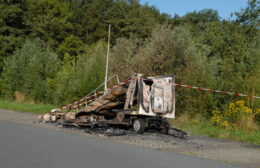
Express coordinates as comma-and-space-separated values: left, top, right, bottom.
1, 39, 106, 106
2, 39, 60, 102
104, 0, 165, 39
235, 0, 260, 28
199, 20, 260, 111
56, 35, 85, 57
211, 100, 256, 129
177, 9, 220, 25
25, 0, 73, 49
0, 0, 26, 70
50, 42, 106, 105
110, 36, 140, 80
110, 24, 215, 115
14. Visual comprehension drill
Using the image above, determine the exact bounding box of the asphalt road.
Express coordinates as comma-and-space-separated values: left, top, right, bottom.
0, 120, 244, 168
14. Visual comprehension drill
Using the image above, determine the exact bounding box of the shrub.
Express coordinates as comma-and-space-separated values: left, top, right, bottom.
255, 109, 260, 125
50, 41, 106, 106
211, 100, 257, 129
2, 39, 61, 103
110, 24, 216, 115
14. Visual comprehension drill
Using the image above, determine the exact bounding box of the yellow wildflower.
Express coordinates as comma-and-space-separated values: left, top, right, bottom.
220, 120, 229, 128
235, 100, 245, 107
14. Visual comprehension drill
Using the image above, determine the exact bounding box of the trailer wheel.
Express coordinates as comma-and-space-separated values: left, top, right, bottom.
133, 118, 146, 134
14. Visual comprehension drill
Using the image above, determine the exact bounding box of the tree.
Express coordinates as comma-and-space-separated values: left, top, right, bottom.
111, 24, 215, 115
56, 35, 85, 58
235, 0, 260, 27
0, 0, 27, 70
51, 41, 106, 105
25, 0, 73, 49
110, 37, 139, 79
235, 0, 260, 40
2, 39, 60, 102
181, 9, 220, 24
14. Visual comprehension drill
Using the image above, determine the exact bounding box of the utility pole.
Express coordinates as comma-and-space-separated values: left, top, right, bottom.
104, 23, 111, 91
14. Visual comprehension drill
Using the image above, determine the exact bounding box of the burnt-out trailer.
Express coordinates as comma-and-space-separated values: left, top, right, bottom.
117, 73, 175, 133
41, 74, 181, 135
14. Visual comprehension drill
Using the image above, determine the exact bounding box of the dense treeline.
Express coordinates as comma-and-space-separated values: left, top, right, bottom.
0, 0, 259, 123
0, 0, 168, 63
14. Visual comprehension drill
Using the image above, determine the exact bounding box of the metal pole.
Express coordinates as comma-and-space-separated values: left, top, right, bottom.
104, 23, 111, 90
116, 74, 120, 84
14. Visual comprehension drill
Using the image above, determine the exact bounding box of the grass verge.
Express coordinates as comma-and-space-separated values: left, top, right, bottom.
172, 115, 260, 145
0, 98, 56, 114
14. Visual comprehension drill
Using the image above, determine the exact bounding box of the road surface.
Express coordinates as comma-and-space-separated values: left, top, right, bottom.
0, 120, 243, 168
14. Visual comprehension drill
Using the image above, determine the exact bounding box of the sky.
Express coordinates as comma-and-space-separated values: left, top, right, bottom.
140, 0, 248, 19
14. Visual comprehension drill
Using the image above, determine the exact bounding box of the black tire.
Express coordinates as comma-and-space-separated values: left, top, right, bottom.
133, 118, 146, 134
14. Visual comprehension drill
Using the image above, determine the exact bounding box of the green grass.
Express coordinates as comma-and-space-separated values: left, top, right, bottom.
0, 99, 56, 114
173, 119, 260, 145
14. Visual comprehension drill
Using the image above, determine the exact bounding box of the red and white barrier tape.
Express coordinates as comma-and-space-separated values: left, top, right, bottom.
52, 78, 259, 113
143, 78, 259, 99
173, 83, 260, 99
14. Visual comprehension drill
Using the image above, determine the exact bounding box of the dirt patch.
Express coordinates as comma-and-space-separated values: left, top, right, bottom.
0, 108, 259, 168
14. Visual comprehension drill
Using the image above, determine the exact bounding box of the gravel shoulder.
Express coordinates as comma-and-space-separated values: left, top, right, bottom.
0, 108, 259, 168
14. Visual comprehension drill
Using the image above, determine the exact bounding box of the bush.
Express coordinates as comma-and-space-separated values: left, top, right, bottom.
2, 39, 60, 103
211, 100, 257, 129
1, 39, 107, 106
110, 24, 216, 115
255, 109, 260, 125
50, 41, 106, 106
